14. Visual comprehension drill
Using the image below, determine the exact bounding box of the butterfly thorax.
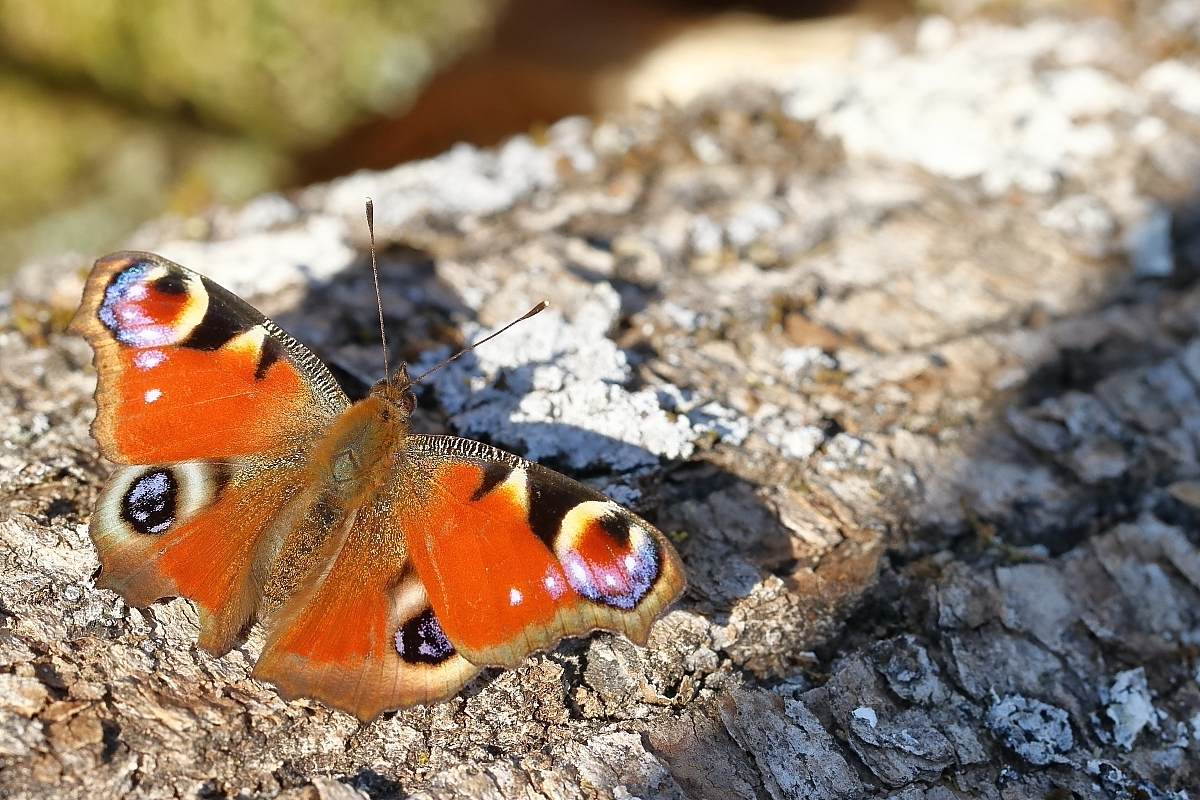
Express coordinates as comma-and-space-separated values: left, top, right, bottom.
310, 391, 410, 503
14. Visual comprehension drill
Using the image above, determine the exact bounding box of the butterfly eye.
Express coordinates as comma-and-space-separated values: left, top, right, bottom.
398, 388, 416, 415
371, 378, 416, 416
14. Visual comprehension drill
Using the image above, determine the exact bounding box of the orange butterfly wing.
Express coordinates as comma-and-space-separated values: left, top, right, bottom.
71, 252, 349, 653
403, 436, 686, 668
92, 459, 318, 652
70, 251, 347, 464
254, 491, 479, 720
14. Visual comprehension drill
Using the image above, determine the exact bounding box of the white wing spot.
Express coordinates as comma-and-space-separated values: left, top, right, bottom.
509, 588, 523, 606
624, 554, 637, 571
134, 349, 166, 369
144, 388, 162, 403
543, 572, 565, 599
605, 574, 618, 587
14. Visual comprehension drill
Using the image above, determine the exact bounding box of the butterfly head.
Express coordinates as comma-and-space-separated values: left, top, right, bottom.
371, 363, 417, 416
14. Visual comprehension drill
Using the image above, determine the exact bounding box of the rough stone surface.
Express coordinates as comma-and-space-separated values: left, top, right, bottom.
6, 4, 1200, 798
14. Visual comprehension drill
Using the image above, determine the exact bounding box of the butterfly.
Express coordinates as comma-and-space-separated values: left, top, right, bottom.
69, 250, 685, 721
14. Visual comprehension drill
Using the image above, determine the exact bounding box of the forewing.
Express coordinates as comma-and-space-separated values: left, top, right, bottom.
401, 436, 686, 668
70, 251, 349, 464
254, 495, 479, 721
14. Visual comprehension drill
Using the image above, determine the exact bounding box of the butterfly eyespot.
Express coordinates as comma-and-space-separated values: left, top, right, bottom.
121, 468, 178, 535
97, 260, 210, 348
394, 608, 456, 665
555, 503, 660, 610
99, 461, 228, 542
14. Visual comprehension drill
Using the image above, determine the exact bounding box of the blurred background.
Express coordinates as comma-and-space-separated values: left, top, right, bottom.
0, 0, 922, 280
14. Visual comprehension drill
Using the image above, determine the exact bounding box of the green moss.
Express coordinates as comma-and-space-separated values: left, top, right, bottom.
0, 0, 504, 278
0, 0, 503, 148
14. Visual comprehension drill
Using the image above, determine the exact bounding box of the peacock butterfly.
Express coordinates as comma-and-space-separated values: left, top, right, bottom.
70, 247, 685, 721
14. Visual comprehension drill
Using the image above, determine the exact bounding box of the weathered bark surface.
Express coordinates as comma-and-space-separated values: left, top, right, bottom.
4, 7, 1200, 799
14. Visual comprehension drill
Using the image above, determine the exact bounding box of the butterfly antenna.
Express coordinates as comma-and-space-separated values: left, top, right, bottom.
404, 301, 549, 388
366, 198, 390, 381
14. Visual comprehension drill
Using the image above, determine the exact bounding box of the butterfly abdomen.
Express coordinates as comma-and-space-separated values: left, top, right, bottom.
258, 393, 414, 603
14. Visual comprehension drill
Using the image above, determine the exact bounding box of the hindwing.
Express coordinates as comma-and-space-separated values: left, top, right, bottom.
94, 456, 314, 654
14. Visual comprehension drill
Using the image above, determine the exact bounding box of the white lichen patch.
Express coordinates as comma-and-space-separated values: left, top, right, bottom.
1104, 667, 1158, 750
420, 284, 703, 471
155, 215, 356, 302
986, 694, 1074, 766
775, 19, 1133, 196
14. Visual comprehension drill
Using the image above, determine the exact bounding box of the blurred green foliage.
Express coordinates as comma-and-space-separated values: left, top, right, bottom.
0, 0, 504, 278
